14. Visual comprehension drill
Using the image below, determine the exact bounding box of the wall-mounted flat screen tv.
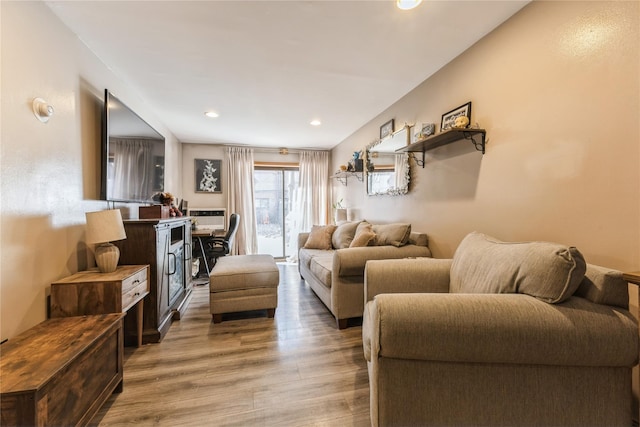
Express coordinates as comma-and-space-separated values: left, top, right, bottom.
101, 89, 165, 203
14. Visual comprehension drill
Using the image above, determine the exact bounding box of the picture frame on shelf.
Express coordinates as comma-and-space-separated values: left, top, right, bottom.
380, 119, 394, 139
441, 102, 472, 131
422, 123, 435, 137
195, 158, 222, 193
413, 122, 435, 142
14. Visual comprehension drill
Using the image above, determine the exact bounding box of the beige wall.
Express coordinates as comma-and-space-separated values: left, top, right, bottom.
332, 0, 639, 271
182, 144, 227, 211
181, 143, 301, 213
0, 2, 182, 340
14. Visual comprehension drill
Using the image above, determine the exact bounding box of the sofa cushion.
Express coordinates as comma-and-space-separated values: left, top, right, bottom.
575, 264, 629, 309
372, 223, 411, 247
332, 221, 361, 249
298, 247, 333, 269
450, 232, 586, 304
304, 225, 337, 250
350, 222, 376, 247
309, 255, 333, 288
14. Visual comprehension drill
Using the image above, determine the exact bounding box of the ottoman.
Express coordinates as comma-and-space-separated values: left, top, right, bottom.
209, 254, 279, 323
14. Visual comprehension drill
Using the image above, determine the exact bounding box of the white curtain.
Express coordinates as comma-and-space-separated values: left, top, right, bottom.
225, 146, 258, 255
110, 138, 153, 201
299, 150, 330, 231
285, 185, 304, 261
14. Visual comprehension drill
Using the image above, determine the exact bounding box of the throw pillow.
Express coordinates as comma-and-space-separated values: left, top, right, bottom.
331, 221, 361, 249
350, 222, 376, 247
303, 225, 337, 250
450, 232, 586, 304
372, 223, 411, 247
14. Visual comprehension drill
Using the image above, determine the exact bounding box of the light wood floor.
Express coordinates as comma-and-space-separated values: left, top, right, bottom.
90, 263, 371, 426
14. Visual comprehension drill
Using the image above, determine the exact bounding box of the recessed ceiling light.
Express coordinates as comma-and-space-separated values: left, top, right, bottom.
204, 111, 219, 118
396, 0, 422, 10
310, 119, 321, 126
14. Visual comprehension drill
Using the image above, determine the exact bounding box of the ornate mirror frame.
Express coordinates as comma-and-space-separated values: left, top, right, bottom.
365, 125, 411, 196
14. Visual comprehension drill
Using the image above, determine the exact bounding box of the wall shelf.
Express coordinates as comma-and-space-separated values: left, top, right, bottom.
332, 171, 363, 186
397, 128, 486, 167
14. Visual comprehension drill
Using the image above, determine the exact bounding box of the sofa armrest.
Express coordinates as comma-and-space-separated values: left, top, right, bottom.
333, 245, 432, 277
364, 258, 452, 303
368, 293, 638, 367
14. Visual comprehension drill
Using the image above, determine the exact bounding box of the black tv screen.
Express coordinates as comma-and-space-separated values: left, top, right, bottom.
101, 89, 165, 203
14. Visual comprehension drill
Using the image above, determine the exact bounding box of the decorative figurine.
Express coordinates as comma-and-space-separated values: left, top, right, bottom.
454, 116, 470, 128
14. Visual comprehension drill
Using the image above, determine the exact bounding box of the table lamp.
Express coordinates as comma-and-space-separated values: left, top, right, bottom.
85, 209, 127, 273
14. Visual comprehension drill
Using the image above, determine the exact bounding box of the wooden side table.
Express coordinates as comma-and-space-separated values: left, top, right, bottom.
50, 265, 150, 347
623, 271, 640, 286
623, 271, 640, 424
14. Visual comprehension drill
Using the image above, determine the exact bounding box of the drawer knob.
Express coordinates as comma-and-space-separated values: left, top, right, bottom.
133, 279, 140, 285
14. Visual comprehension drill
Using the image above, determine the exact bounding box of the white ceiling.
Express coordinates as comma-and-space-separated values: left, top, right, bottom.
46, 1, 529, 150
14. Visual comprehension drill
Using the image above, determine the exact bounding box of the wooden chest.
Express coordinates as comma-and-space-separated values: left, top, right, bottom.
0, 314, 124, 427
138, 205, 169, 219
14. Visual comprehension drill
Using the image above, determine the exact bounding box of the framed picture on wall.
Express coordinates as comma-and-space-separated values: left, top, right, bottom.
195, 159, 222, 193
380, 119, 394, 139
441, 101, 472, 131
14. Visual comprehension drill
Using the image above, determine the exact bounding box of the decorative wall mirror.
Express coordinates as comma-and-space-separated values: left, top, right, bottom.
365, 125, 411, 196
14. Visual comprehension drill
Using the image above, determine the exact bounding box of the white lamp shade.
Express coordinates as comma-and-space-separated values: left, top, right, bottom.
85, 209, 127, 244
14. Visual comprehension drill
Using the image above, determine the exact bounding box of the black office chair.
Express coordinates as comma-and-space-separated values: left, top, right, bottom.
204, 213, 240, 267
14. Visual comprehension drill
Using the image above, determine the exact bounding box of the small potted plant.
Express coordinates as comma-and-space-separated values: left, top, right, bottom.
333, 199, 347, 223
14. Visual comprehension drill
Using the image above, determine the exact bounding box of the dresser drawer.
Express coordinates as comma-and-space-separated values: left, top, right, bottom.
122, 280, 149, 312
121, 268, 148, 293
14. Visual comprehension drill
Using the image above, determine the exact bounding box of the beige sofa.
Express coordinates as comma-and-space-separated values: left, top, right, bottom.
298, 221, 431, 329
362, 232, 639, 426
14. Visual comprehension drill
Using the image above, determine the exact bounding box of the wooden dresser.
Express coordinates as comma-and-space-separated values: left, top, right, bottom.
115, 218, 193, 344
50, 265, 149, 347
0, 314, 124, 427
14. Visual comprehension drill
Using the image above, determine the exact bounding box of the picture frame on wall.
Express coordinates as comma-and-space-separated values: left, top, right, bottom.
380, 119, 394, 140
195, 158, 222, 193
441, 101, 472, 131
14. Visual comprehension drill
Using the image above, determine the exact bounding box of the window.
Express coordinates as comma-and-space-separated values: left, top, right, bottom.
254, 166, 299, 259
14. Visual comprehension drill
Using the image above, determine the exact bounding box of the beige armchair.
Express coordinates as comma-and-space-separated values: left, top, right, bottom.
363, 232, 639, 427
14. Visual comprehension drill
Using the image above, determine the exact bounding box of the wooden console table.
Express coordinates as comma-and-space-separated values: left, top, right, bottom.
50, 265, 149, 347
115, 218, 193, 344
0, 314, 124, 427
623, 271, 640, 424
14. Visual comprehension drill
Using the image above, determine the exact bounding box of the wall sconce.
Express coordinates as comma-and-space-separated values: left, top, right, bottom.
32, 98, 54, 123
279, 148, 289, 155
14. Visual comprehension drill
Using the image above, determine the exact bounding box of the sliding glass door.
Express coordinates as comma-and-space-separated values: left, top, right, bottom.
254, 167, 299, 259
